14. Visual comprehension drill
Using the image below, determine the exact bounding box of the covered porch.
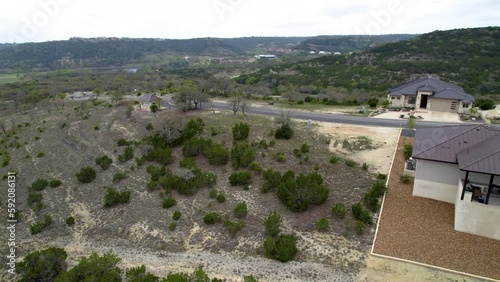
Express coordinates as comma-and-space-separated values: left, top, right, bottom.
459, 171, 500, 205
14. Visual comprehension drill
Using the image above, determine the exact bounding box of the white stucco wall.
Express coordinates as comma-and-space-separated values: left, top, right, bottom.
455, 180, 500, 240
413, 159, 460, 203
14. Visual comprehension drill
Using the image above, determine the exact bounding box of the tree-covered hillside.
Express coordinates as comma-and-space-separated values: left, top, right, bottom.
294, 34, 417, 53
237, 27, 500, 95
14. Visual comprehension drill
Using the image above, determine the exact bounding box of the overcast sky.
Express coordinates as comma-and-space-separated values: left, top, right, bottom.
0, 0, 499, 43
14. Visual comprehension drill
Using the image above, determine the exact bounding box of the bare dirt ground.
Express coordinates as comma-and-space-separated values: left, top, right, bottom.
317, 123, 400, 174
372, 110, 462, 123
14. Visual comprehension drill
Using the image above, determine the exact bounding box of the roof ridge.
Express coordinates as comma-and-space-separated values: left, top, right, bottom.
414, 125, 482, 158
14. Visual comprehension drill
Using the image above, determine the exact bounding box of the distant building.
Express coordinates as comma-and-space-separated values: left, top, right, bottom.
66, 91, 96, 100
254, 54, 276, 59
334, 52, 341, 55
139, 93, 163, 109
318, 51, 332, 55
309, 51, 316, 54
387, 77, 474, 113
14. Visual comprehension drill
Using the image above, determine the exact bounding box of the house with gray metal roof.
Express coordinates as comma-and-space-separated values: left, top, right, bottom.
387, 77, 474, 113
139, 93, 163, 109
411, 124, 500, 240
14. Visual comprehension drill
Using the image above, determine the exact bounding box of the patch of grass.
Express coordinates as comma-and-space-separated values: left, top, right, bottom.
329, 155, 340, 164
233, 202, 248, 218
103, 188, 130, 208
172, 210, 181, 220
112, 171, 127, 184
168, 222, 177, 231
95, 155, 113, 170
30, 214, 52, 235
223, 219, 245, 235
400, 175, 411, 184
274, 152, 286, 162
36, 152, 45, 158
208, 188, 218, 199
332, 203, 346, 219
31, 179, 48, 191
162, 197, 177, 209
345, 158, 357, 167
49, 179, 62, 188
315, 217, 329, 232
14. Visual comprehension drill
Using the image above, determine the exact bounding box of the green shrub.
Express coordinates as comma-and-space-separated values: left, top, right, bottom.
162, 197, 177, 209
345, 159, 357, 167
232, 122, 250, 140
30, 214, 52, 235
2, 154, 9, 167
76, 167, 96, 184
103, 188, 130, 208
400, 175, 411, 184
112, 172, 127, 184
216, 193, 226, 203
249, 161, 263, 173
210, 127, 217, 136
94, 126, 100, 131
300, 143, 310, 154
351, 203, 372, 225
231, 141, 256, 169
475, 97, 496, 110
269, 140, 276, 147
355, 220, 365, 235
117, 139, 130, 146
403, 144, 413, 160
277, 171, 329, 212
203, 212, 221, 225
315, 217, 329, 232
258, 140, 268, 149
209, 188, 218, 199
66, 216, 75, 226
168, 222, 177, 231
173, 210, 181, 220
229, 171, 252, 186
31, 179, 48, 191
223, 219, 245, 235
292, 148, 302, 158
263, 234, 297, 262
17, 247, 67, 282
36, 152, 45, 158
264, 210, 282, 237
275, 124, 293, 139
362, 162, 369, 170
146, 123, 153, 131
118, 146, 134, 163
233, 202, 248, 218
332, 203, 346, 219
49, 179, 62, 188
95, 155, 113, 170
274, 152, 286, 162
244, 275, 259, 282
150, 103, 158, 113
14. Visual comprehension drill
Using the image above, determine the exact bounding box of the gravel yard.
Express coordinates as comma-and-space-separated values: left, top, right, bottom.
373, 136, 500, 280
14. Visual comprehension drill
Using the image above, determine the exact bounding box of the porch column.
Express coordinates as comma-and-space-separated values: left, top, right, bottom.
460, 171, 469, 201
485, 175, 495, 205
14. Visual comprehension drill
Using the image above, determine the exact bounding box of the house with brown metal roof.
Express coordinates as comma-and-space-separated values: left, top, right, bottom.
139, 93, 163, 109
411, 124, 500, 240
387, 77, 474, 113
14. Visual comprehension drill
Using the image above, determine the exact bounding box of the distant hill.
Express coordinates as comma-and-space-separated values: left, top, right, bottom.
294, 34, 418, 53
0, 35, 418, 73
0, 37, 310, 72
236, 27, 500, 95
0, 43, 15, 50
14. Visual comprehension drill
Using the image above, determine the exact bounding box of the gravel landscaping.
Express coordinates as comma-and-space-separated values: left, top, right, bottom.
373, 136, 500, 280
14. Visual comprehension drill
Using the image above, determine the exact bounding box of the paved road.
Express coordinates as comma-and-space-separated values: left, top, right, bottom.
103, 95, 473, 129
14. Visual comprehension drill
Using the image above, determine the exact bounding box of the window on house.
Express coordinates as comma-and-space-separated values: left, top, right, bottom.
462, 103, 470, 108
396, 97, 401, 100
408, 97, 416, 104
391, 96, 395, 99
451, 102, 457, 110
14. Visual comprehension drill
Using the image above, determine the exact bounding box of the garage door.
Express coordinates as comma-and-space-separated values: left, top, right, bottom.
430, 98, 456, 112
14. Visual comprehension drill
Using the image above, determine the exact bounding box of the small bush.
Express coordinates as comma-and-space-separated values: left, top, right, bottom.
223, 219, 245, 235
118, 146, 134, 163
229, 171, 252, 186
264, 210, 282, 237
49, 179, 62, 188
269, 140, 276, 147
263, 234, 297, 262
362, 162, 369, 170
300, 143, 310, 154
162, 197, 177, 209
351, 203, 372, 225
400, 175, 411, 184
172, 210, 181, 220
345, 159, 356, 167
315, 217, 329, 232
232, 122, 250, 140
329, 155, 340, 164
208, 188, 218, 199
117, 139, 130, 146
168, 222, 177, 231
403, 144, 413, 160
275, 124, 293, 139
233, 202, 248, 218
146, 123, 153, 131
94, 126, 100, 130
292, 148, 302, 158
274, 152, 286, 162
355, 221, 365, 235
475, 97, 496, 110
203, 212, 221, 225
332, 203, 346, 219
76, 167, 96, 184
210, 127, 217, 136
36, 152, 45, 158
249, 161, 263, 174
31, 179, 48, 191
95, 155, 113, 170
112, 172, 127, 184
66, 216, 75, 226
216, 193, 226, 203
30, 214, 52, 235
104, 188, 130, 208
